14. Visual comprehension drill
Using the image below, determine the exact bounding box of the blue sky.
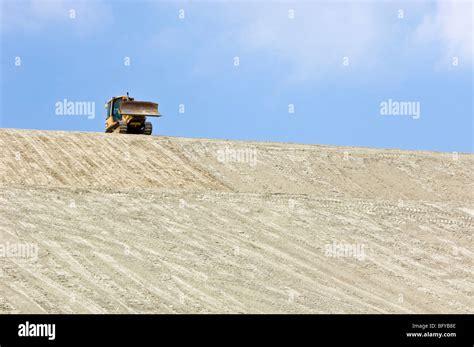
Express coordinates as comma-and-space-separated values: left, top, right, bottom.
1, 0, 472, 152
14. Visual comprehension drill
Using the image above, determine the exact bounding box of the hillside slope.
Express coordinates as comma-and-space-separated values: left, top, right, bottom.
0, 129, 473, 313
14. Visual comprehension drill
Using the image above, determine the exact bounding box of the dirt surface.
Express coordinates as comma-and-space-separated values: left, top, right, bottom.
0, 129, 473, 313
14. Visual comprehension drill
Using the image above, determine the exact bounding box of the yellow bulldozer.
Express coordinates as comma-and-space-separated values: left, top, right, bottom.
105, 93, 161, 135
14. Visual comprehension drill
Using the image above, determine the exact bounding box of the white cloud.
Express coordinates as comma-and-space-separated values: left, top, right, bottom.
415, 1, 473, 64
234, 1, 473, 81
237, 3, 382, 82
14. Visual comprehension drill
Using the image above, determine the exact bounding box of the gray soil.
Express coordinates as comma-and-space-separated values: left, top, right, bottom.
0, 129, 472, 313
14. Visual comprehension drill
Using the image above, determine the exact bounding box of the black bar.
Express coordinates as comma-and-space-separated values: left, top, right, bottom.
0, 314, 472, 346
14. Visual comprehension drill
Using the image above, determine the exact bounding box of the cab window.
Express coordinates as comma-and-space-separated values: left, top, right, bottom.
112, 99, 122, 121
106, 102, 111, 119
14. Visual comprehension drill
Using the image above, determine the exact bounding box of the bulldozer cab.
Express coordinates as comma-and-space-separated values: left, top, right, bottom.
106, 96, 130, 122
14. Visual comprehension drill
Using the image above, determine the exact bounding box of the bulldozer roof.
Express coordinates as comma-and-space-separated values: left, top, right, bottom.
105, 95, 132, 104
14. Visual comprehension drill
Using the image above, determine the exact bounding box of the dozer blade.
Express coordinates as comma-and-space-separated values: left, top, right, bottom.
120, 101, 161, 117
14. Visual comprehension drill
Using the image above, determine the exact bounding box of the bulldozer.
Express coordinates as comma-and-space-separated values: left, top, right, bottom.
105, 93, 161, 135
